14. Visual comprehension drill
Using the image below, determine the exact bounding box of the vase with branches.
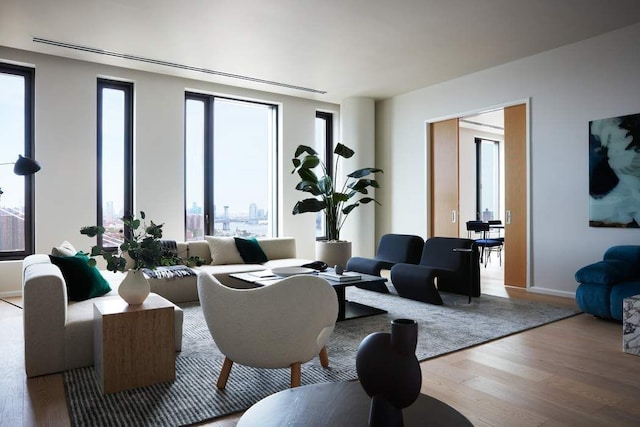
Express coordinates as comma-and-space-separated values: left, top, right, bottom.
81, 211, 171, 304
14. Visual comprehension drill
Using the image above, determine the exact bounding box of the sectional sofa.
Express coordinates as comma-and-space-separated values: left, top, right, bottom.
22, 236, 310, 377
141, 237, 311, 302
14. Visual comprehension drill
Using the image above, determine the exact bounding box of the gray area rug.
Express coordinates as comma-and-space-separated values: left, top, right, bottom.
64, 288, 580, 426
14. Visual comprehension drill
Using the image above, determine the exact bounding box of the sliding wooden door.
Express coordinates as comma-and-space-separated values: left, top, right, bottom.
504, 104, 527, 287
430, 119, 459, 237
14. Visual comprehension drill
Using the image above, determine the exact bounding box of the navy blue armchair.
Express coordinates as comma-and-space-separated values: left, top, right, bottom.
346, 234, 424, 293
390, 237, 480, 305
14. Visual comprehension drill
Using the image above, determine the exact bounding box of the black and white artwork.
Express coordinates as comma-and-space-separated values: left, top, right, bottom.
589, 112, 640, 227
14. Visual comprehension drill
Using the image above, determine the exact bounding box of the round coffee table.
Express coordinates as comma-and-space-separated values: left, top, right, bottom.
237, 381, 472, 426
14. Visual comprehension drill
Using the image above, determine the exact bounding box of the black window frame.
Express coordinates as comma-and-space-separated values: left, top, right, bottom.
184, 92, 279, 239
0, 63, 35, 260
96, 78, 134, 249
315, 111, 333, 241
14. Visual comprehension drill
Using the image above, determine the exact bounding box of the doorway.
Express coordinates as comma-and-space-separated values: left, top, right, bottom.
429, 103, 527, 288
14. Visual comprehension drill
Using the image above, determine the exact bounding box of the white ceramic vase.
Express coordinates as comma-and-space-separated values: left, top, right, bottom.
118, 269, 150, 305
315, 240, 352, 269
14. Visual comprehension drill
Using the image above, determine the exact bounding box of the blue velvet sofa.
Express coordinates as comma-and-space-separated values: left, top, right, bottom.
575, 245, 640, 321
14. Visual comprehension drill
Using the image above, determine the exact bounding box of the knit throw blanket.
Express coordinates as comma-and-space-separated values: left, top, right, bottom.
160, 240, 178, 256
142, 265, 196, 280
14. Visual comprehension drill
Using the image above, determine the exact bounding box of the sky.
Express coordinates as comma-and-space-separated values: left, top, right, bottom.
186, 98, 272, 216
0, 73, 26, 209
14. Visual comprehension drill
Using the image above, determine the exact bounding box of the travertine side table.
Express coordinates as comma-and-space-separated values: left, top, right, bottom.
623, 294, 640, 356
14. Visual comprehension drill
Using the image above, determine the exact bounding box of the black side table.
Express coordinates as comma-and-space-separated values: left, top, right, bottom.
453, 247, 474, 303
237, 381, 472, 427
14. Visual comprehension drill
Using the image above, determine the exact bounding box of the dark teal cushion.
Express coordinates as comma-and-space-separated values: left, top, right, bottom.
575, 259, 637, 286
234, 237, 268, 264
49, 253, 112, 301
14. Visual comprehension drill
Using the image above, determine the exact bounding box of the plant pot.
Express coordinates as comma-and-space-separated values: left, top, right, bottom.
118, 269, 150, 305
315, 240, 352, 269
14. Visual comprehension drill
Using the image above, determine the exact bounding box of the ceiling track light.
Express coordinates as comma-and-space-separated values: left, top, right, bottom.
33, 37, 327, 94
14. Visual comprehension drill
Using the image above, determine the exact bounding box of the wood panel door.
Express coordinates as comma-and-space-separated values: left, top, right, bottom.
504, 104, 527, 287
430, 119, 459, 237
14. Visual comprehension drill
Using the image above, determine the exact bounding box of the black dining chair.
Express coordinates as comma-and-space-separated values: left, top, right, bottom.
487, 220, 505, 243
466, 221, 502, 267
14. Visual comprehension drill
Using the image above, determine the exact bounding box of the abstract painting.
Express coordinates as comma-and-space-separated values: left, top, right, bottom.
589, 112, 640, 227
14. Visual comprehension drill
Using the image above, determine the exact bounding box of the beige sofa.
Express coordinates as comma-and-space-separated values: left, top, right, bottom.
22, 255, 184, 378
22, 237, 308, 377
147, 237, 312, 303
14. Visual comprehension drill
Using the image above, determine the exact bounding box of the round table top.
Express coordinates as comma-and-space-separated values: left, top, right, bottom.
237, 381, 472, 427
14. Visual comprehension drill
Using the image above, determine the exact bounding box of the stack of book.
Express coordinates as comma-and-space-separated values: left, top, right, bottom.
318, 271, 362, 282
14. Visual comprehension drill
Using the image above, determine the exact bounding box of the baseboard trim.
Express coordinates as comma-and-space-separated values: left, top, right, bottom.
0, 290, 22, 298
528, 286, 575, 299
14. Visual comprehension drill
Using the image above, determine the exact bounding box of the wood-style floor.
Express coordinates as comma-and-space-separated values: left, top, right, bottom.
2, 261, 639, 427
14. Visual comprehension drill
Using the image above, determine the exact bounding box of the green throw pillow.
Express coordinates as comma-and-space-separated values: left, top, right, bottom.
49, 253, 112, 301
234, 237, 268, 264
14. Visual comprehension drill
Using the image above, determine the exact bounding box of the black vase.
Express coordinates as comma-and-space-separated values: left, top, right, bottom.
356, 318, 422, 427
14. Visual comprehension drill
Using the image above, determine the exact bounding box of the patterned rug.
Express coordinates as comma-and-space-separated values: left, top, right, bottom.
64, 288, 580, 426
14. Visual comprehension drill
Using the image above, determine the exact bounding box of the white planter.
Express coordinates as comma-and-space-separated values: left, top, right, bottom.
315, 241, 352, 269
118, 269, 150, 305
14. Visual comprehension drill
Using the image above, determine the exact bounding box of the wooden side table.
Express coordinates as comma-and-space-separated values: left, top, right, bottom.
93, 294, 176, 394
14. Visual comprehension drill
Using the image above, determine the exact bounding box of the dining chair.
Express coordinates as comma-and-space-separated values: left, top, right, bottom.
487, 220, 505, 243
466, 221, 502, 267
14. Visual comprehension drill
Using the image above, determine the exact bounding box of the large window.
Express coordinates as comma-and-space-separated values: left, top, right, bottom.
185, 94, 277, 240
314, 111, 333, 239
0, 63, 35, 259
97, 79, 133, 249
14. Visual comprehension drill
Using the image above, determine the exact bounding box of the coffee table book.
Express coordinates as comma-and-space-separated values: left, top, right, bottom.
318, 271, 362, 282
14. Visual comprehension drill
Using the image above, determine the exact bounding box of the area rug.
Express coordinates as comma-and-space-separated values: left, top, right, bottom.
64, 288, 580, 426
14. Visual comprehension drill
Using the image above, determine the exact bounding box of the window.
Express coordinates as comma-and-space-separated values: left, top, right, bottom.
97, 79, 133, 249
475, 138, 500, 221
314, 111, 333, 239
185, 94, 278, 240
0, 63, 35, 260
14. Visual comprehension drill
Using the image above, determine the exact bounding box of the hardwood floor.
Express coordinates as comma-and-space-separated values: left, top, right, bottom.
2, 262, 639, 426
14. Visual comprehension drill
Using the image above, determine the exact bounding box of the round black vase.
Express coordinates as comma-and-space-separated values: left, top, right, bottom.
355, 318, 422, 427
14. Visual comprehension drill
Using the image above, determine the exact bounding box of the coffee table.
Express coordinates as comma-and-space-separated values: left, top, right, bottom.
229, 269, 388, 321
237, 381, 472, 426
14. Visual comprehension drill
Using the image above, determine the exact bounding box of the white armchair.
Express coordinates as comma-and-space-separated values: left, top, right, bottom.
197, 271, 338, 388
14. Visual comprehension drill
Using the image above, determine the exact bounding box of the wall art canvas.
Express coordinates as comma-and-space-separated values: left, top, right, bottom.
589, 112, 640, 227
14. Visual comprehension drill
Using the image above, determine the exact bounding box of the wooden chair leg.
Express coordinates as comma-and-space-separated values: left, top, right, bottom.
290, 362, 301, 388
319, 346, 329, 368
217, 357, 234, 390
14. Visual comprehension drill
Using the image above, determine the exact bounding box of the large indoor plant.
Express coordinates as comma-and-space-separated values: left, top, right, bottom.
81, 211, 167, 304
291, 143, 382, 266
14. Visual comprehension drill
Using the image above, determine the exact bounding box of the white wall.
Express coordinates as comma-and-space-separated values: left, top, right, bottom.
376, 23, 640, 296
0, 46, 339, 294
340, 97, 376, 258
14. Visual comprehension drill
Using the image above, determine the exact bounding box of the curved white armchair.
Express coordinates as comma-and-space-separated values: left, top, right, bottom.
197, 271, 338, 388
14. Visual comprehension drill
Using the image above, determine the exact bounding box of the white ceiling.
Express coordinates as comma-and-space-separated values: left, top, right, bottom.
2, 0, 640, 104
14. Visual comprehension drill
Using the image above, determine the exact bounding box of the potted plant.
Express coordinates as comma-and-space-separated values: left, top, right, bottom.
81, 211, 167, 304
291, 143, 382, 266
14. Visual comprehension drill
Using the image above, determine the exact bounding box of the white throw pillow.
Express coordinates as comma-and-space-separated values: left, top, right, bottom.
204, 236, 244, 265
51, 240, 77, 257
